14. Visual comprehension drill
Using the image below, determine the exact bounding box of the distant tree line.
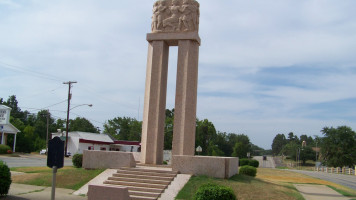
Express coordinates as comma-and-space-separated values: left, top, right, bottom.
2, 95, 270, 157
271, 126, 356, 167
1, 95, 98, 153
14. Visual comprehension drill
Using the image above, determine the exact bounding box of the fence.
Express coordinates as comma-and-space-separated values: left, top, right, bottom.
314, 166, 356, 175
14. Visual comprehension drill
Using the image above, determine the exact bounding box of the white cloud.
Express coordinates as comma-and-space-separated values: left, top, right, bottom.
1, 0, 356, 149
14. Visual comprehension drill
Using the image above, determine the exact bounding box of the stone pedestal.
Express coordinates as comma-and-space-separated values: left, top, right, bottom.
141, 32, 200, 164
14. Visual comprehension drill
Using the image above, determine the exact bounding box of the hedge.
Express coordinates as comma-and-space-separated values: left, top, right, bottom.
0, 161, 12, 196
72, 154, 83, 168
239, 165, 257, 177
0, 145, 11, 154
194, 183, 236, 200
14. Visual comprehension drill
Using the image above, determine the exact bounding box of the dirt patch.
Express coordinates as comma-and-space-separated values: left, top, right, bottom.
12, 173, 42, 183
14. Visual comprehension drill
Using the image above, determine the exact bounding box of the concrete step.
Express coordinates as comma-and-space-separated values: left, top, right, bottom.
103, 184, 164, 193
119, 167, 177, 174
104, 180, 167, 189
130, 195, 157, 200
112, 173, 175, 181
129, 191, 160, 198
108, 176, 170, 185
116, 169, 177, 178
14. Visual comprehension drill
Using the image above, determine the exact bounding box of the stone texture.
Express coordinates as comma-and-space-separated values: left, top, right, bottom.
172, 155, 239, 179
147, 32, 201, 46
141, 40, 169, 165
87, 184, 130, 200
82, 150, 136, 169
151, 0, 200, 33
172, 40, 199, 156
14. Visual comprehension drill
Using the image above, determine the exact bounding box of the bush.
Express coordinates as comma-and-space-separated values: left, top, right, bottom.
0, 145, 11, 154
0, 161, 12, 196
239, 165, 257, 177
72, 154, 83, 168
194, 183, 236, 200
239, 158, 249, 166
249, 159, 259, 168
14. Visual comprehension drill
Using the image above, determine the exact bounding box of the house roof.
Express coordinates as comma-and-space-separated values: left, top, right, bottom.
0, 105, 12, 110
74, 132, 113, 143
0, 124, 20, 134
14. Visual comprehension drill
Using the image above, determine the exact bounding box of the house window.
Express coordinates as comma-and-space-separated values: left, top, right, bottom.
100, 147, 106, 151
88, 146, 94, 150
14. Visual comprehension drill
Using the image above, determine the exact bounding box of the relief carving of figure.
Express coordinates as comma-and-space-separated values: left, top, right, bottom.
179, 0, 198, 31
163, 0, 181, 31
152, 0, 168, 32
151, 0, 199, 33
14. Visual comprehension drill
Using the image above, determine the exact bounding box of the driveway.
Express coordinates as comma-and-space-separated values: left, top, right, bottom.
0, 154, 73, 168
289, 169, 356, 191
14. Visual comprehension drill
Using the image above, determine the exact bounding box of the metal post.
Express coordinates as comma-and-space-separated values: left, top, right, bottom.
13, 133, 16, 152
51, 166, 57, 200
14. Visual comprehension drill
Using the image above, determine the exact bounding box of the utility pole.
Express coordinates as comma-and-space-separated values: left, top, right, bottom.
46, 109, 49, 154
63, 81, 77, 157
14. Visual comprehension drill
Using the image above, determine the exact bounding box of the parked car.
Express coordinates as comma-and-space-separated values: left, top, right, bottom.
40, 149, 47, 155
65, 152, 71, 157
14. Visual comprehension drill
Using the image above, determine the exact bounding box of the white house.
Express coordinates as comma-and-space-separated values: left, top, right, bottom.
51, 131, 114, 155
0, 105, 20, 152
51, 131, 141, 155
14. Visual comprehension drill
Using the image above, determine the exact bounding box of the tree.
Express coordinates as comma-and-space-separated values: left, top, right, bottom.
195, 119, 217, 155
164, 109, 174, 150
104, 117, 141, 141
231, 134, 251, 158
69, 117, 99, 133
320, 126, 356, 167
272, 134, 287, 155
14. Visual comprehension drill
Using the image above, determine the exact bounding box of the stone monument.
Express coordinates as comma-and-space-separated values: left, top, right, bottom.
141, 0, 201, 164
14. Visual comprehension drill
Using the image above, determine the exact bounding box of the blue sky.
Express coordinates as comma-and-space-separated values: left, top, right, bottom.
1, 0, 356, 149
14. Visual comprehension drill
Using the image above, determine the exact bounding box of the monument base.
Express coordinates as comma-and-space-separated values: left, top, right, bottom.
83, 150, 136, 169
88, 185, 130, 200
172, 155, 239, 179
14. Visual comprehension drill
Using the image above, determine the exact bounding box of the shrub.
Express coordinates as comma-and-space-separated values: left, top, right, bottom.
0, 145, 11, 154
239, 158, 249, 166
249, 159, 259, 168
0, 161, 12, 196
239, 165, 257, 177
72, 154, 83, 168
194, 183, 236, 200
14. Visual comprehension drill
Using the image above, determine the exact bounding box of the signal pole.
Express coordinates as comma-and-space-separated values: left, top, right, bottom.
63, 81, 77, 157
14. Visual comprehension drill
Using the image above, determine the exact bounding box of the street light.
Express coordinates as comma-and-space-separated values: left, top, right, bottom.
196, 146, 202, 155
64, 103, 92, 157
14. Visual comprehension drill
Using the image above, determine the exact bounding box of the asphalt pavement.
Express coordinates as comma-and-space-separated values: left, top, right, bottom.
0, 154, 73, 168
289, 169, 356, 191
254, 156, 276, 168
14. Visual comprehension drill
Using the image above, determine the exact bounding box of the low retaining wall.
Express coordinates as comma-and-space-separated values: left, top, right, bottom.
83, 150, 136, 169
88, 184, 130, 200
172, 155, 239, 179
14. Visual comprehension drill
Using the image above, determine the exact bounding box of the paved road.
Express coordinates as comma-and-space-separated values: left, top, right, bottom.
254, 156, 275, 168
289, 170, 356, 191
0, 155, 73, 168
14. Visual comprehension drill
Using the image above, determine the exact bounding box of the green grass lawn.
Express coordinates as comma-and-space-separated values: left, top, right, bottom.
11, 166, 104, 190
176, 168, 356, 200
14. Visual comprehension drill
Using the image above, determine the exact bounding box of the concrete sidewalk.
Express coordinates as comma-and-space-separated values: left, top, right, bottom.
294, 184, 351, 200
3, 183, 86, 200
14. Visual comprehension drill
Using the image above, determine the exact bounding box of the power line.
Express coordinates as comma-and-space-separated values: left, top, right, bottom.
0, 60, 63, 82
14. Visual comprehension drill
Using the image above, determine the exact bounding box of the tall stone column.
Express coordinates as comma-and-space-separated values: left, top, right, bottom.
141, 41, 169, 164
172, 40, 199, 156
141, 0, 201, 164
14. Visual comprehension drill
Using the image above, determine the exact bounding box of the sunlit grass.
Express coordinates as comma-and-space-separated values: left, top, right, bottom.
11, 166, 104, 190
